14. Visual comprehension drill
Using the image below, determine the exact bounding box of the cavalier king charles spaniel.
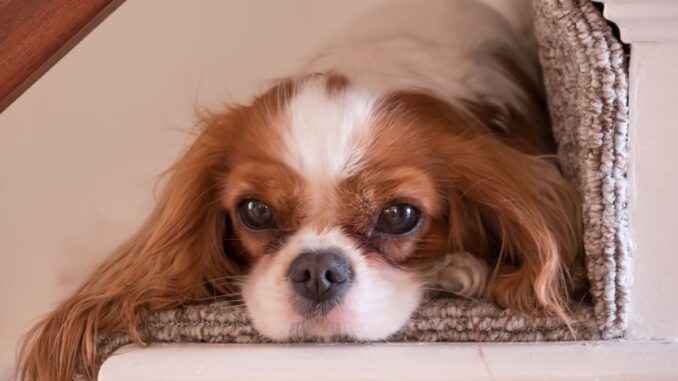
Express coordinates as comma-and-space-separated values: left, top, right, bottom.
20, 0, 585, 379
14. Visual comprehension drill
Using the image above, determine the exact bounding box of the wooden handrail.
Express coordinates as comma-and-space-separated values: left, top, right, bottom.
0, 0, 125, 113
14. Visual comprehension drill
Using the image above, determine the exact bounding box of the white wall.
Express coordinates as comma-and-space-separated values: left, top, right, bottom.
602, 0, 678, 341
625, 42, 678, 340
0, 1, 386, 376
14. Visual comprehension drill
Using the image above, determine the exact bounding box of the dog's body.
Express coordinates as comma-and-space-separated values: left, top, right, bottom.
19, 1, 583, 380
305, 0, 544, 137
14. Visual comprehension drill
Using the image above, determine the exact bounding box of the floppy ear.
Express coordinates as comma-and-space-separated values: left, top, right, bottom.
18, 112, 241, 381
445, 135, 582, 321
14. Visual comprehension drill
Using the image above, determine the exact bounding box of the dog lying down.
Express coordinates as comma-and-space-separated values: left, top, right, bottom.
19, 1, 586, 380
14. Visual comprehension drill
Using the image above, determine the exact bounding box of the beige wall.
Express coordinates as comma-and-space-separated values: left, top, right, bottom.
0, 0, 386, 375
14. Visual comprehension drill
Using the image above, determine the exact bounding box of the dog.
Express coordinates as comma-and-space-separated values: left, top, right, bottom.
19, 1, 584, 379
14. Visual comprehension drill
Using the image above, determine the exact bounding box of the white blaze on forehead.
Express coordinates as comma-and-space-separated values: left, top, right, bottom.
284, 78, 374, 178
281, 78, 376, 222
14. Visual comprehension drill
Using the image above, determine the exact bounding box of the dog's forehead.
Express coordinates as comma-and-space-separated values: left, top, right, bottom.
226, 75, 445, 219
231, 74, 446, 178
280, 76, 376, 180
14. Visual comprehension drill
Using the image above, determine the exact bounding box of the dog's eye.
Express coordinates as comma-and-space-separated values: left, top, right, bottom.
375, 204, 421, 235
238, 199, 275, 230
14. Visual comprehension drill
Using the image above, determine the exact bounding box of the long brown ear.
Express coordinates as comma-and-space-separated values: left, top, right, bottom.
17, 114, 240, 381
445, 135, 582, 321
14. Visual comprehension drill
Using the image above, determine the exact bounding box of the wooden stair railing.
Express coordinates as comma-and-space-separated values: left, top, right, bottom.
0, 0, 125, 113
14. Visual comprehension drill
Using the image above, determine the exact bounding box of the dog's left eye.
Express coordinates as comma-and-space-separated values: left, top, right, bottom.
238, 199, 276, 230
375, 204, 421, 235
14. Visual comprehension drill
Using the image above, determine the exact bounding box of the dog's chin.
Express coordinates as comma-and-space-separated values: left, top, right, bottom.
247, 297, 422, 342
289, 312, 355, 342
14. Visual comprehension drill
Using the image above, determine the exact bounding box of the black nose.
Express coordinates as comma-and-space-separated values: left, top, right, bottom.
288, 251, 353, 304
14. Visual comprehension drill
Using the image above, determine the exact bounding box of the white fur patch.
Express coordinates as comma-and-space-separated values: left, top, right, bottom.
283, 78, 374, 178
304, 0, 540, 133
281, 78, 375, 224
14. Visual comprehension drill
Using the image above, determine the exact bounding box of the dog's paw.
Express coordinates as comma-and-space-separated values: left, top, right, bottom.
429, 251, 489, 298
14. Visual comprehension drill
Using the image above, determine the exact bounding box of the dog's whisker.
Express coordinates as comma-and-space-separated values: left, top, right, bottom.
203, 275, 250, 282
421, 287, 484, 304
200, 276, 250, 286
184, 294, 245, 302
222, 303, 248, 308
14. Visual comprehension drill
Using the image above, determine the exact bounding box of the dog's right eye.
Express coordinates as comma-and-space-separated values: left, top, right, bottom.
375, 203, 421, 235
238, 199, 276, 230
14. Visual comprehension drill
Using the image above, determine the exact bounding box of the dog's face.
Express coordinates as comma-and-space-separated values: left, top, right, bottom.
220, 76, 448, 340
167, 73, 578, 341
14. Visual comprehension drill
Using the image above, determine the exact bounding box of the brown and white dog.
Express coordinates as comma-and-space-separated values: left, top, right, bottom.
19, 1, 584, 379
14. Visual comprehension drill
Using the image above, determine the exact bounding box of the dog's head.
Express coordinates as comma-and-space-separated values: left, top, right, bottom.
142, 73, 579, 341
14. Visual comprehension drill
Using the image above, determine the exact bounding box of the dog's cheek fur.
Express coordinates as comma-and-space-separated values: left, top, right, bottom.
241, 254, 300, 340
371, 90, 582, 323
340, 256, 423, 340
